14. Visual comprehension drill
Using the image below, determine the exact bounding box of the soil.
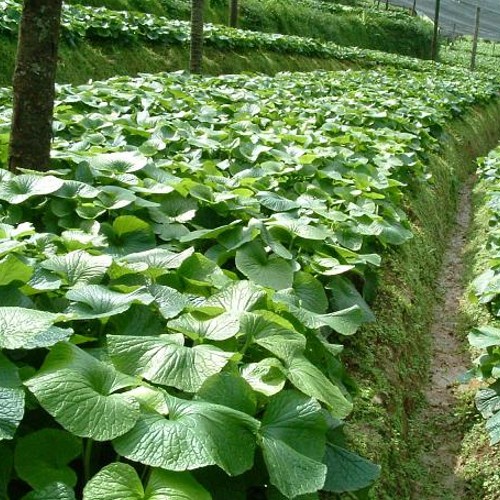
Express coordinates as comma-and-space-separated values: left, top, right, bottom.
417, 178, 474, 499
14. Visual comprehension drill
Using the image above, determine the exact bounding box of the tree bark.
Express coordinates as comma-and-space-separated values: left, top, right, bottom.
190, 0, 205, 74
8, 0, 63, 173
229, 0, 239, 28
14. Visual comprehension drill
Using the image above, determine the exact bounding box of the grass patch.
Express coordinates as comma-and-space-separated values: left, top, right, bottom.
0, 35, 351, 87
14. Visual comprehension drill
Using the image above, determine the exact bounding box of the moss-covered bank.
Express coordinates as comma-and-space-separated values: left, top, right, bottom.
340, 100, 500, 498
0, 35, 354, 87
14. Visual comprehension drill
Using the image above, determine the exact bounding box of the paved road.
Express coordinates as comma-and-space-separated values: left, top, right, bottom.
388, 0, 500, 40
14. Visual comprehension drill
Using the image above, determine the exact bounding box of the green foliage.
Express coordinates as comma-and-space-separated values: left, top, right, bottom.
0, 66, 499, 497
64, 0, 433, 58
465, 148, 500, 445
0, 0, 432, 66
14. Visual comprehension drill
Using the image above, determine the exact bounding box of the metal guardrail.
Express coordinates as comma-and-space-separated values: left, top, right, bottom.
388, 0, 500, 40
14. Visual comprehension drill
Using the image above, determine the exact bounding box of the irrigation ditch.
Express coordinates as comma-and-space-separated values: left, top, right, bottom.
341, 100, 500, 498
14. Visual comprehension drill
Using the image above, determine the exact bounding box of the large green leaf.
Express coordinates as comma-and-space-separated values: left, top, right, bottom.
87, 152, 148, 175
240, 312, 306, 360
0, 175, 64, 204
108, 334, 233, 392
292, 272, 328, 314
83, 463, 211, 500
14, 429, 81, 490
113, 391, 259, 475
0, 254, 33, 286
256, 192, 300, 212
205, 280, 266, 314
476, 381, 500, 444
25, 343, 140, 441
66, 285, 153, 319
268, 215, 329, 241
286, 355, 353, 418
322, 444, 380, 493
178, 253, 229, 287
0, 353, 24, 440
148, 284, 188, 320
0, 307, 72, 350
22, 482, 76, 500
168, 312, 240, 341
327, 276, 375, 322
42, 250, 112, 287
259, 391, 327, 498
468, 326, 500, 348
110, 305, 164, 337
119, 248, 194, 278
235, 241, 293, 290
196, 372, 257, 416
280, 301, 364, 336
240, 358, 287, 397
101, 216, 156, 257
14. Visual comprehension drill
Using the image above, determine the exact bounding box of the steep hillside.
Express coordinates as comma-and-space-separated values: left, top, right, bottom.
65, 0, 434, 58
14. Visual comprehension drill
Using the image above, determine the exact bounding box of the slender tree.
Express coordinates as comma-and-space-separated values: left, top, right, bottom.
229, 0, 239, 28
8, 0, 64, 173
190, 0, 205, 74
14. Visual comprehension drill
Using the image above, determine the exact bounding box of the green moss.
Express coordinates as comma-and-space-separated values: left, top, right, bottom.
0, 35, 351, 87
339, 100, 500, 498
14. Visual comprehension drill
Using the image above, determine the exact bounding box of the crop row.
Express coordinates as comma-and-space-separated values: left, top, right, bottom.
466, 148, 500, 446
0, 66, 498, 498
0, 0, 432, 70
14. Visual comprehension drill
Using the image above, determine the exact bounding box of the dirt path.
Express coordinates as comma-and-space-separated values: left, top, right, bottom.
418, 179, 474, 498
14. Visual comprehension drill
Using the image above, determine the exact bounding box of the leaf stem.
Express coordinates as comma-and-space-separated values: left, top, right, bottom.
83, 438, 93, 482
140, 465, 151, 484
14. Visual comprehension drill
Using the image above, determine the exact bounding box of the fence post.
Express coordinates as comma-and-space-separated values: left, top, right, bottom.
470, 6, 481, 71
431, 0, 441, 60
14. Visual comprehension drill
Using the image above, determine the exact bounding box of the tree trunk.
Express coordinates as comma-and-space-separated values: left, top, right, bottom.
8, 0, 63, 173
190, 0, 205, 74
229, 0, 239, 28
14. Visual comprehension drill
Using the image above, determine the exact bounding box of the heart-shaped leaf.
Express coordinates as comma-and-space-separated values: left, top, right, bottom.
42, 251, 112, 287
108, 335, 233, 392
205, 280, 266, 314
119, 248, 194, 277
196, 372, 257, 416
25, 343, 140, 441
101, 216, 156, 257
236, 241, 293, 290
0, 254, 33, 286
0, 308, 72, 350
66, 285, 153, 320
14, 429, 81, 490
259, 391, 327, 498
0, 175, 64, 204
148, 285, 188, 320
322, 444, 380, 493
113, 390, 259, 475
168, 312, 240, 341
240, 358, 287, 397
286, 355, 353, 418
22, 482, 76, 500
83, 463, 211, 500
88, 152, 148, 175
